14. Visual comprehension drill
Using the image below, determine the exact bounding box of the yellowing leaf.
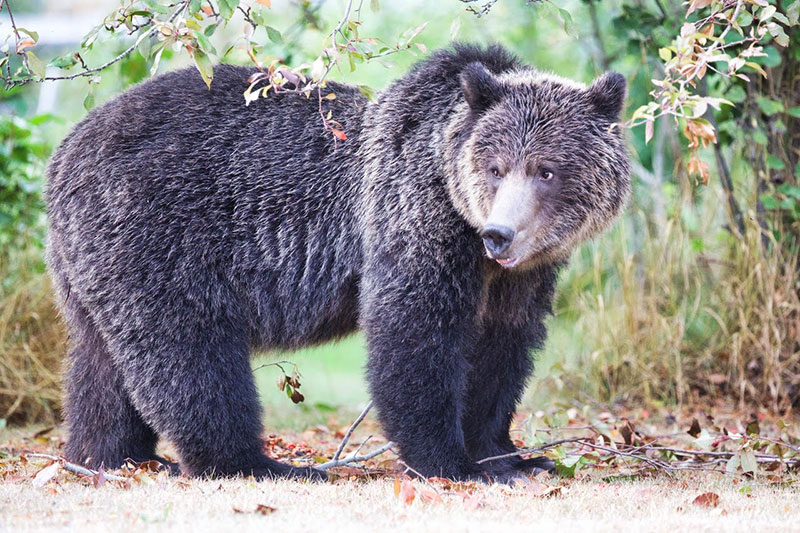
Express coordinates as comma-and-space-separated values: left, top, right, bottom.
256, 0, 271, 6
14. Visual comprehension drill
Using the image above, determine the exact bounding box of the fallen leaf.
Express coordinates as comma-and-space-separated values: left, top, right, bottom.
692, 492, 720, 508
419, 487, 442, 504
463, 492, 486, 511
91, 467, 107, 488
688, 418, 702, 438
400, 478, 416, 505
232, 504, 276, 515
619, 419, 636, 445
32, 462, 60, 488
526, 481, 562, 498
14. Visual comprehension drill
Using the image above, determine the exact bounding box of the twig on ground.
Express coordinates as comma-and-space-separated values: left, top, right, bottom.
476, 438, 587, 464
317, 441, 394, 470
316, 400, 394, 470
331, 400, 374, 463
25, 453, 129, 482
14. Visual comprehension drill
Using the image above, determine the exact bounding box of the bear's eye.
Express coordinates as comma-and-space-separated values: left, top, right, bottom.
539, 170, 554, 181
489, 166, 502, 178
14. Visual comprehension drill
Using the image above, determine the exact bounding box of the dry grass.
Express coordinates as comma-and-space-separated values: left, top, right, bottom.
0, 255, 66, 425
555, 203, 800, 412
3, 414, 800, 533
1, 463, 798, 532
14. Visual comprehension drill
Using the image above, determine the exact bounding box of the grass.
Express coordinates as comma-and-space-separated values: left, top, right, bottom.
2, 416, 799, 533
3, 474, 799, 533
253, 335, 370, 430
0, 253, 65, 425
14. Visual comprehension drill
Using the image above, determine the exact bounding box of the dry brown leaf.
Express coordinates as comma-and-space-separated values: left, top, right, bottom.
419, 488, 442, 504
526, 481, 562, 498
693, 492, 720, 508
400, 478, 416, 505
233, 504, 277, 515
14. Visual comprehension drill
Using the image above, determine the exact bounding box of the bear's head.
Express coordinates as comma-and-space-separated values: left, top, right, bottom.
445, 62, 631, 269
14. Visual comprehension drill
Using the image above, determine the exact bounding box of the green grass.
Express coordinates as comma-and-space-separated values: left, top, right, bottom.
253, 334, 369, 430
251, 314, 580, 431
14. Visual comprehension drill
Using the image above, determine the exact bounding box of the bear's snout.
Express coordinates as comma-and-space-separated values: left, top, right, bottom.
481, 224, 515, 258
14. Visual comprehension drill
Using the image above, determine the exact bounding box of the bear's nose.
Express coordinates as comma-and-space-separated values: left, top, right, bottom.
481, 224, 515, 257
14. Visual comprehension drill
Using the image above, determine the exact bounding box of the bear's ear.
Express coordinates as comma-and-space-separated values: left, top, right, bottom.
460, 62, 505, 113
586, 72, 626, 122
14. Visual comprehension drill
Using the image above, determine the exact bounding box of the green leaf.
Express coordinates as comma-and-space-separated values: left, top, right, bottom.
265, 26, 283, 43
778, 184, 800, 199
81, 24, 102, 49
725, 85, 746, 103
787, 0, 800, 25
767, 155, 786, 170
760, 193, 779, 210
556, 7, 575, 35
16, 27, 39, 41
193, 29, 217, 55
49, 54, 77, 69
192, 50, 214, 88
26, 52, 46, 79
788, 106, 800, 118
370, 0, 380, 13
143, 0, 169, 14
756, 96, 784, 115
204, 22, 220, 37
83, 90, 95, 111
218, 0, 239, 20
658, 47, 672, 62
357, 84, 377, 101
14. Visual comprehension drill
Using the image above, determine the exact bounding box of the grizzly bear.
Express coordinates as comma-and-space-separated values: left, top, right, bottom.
46, 43, 630, 482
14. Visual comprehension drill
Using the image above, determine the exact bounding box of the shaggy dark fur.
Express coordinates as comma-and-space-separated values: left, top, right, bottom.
46, 43, 630, 482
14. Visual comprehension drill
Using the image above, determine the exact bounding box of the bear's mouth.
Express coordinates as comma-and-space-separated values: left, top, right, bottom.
495, 256, 520, 268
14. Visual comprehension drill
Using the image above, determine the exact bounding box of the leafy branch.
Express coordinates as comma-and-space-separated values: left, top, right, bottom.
630, 0, 800, 184
0, 0, 426, 141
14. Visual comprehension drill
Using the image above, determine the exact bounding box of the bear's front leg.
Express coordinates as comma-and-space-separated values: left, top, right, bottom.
361, 249, 486, 481
461, 267, 561, 480
462, 322, 554, 479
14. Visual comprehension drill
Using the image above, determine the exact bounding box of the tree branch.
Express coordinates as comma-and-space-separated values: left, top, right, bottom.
43, 1, 190, 83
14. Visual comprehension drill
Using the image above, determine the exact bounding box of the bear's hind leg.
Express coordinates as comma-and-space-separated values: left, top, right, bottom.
114, 328, 325, 482
62, 300, 163, 471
